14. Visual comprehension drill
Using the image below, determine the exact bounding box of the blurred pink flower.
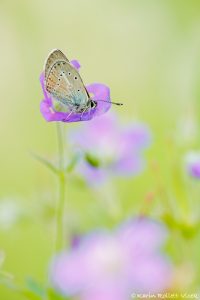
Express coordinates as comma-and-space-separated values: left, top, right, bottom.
50, 218, 172, 299
185, 151, 200, 178
40, 60, 111, 123
70, 113, 151, 184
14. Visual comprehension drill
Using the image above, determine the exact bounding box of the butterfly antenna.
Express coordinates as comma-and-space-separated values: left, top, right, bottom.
96, 99, 123, 106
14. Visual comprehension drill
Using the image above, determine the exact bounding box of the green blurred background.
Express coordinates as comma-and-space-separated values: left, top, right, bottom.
1, 0, 200, 298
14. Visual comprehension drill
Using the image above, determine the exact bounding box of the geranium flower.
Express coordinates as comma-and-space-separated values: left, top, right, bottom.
69, 113, 151, 184
50, 218, 172, 299
185, 151, 200, 178
40, 60, 111, 123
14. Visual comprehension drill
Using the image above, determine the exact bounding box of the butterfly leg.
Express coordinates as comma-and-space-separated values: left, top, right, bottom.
80, 102, 93, 121
86, 102, 93, 121
80, 107, 88, 121
88, 105, 92, 120
63, 109, 75, 121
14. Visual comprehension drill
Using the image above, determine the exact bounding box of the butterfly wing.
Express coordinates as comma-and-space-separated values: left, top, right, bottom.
44, 49, 69, 79
44, 49, 89, 110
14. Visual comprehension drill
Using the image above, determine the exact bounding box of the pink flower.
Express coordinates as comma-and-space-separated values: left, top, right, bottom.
69, 113, 151, 184
40, 60, 111, 123
50, 218, 172, 299
185, 151, 200, 178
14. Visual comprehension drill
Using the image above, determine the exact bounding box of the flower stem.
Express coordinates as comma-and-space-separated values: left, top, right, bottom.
56, 122, 65, 171
55, 123, 66, 252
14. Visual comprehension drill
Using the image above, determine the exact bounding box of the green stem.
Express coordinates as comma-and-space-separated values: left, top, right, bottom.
55, 123, 66, 252
56, 122, 65, 171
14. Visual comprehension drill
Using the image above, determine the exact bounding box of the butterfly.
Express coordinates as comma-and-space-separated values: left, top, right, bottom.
44, 49, 122, 119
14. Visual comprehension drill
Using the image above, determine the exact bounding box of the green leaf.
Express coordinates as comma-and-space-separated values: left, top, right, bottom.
31, 152, 58, 174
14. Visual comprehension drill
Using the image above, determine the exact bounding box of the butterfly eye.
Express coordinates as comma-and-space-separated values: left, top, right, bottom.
91, 101, 97, 108
77, 89, 80, 92
74, 76, 77, 80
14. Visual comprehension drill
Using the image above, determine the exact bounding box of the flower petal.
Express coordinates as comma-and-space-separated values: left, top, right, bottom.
40, 73, 51, 104
87, 83, 111, 117
70, 59, 81, 70
113, 154, 144, 176
77, 160, 107, 186
50, 251, 88, 296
